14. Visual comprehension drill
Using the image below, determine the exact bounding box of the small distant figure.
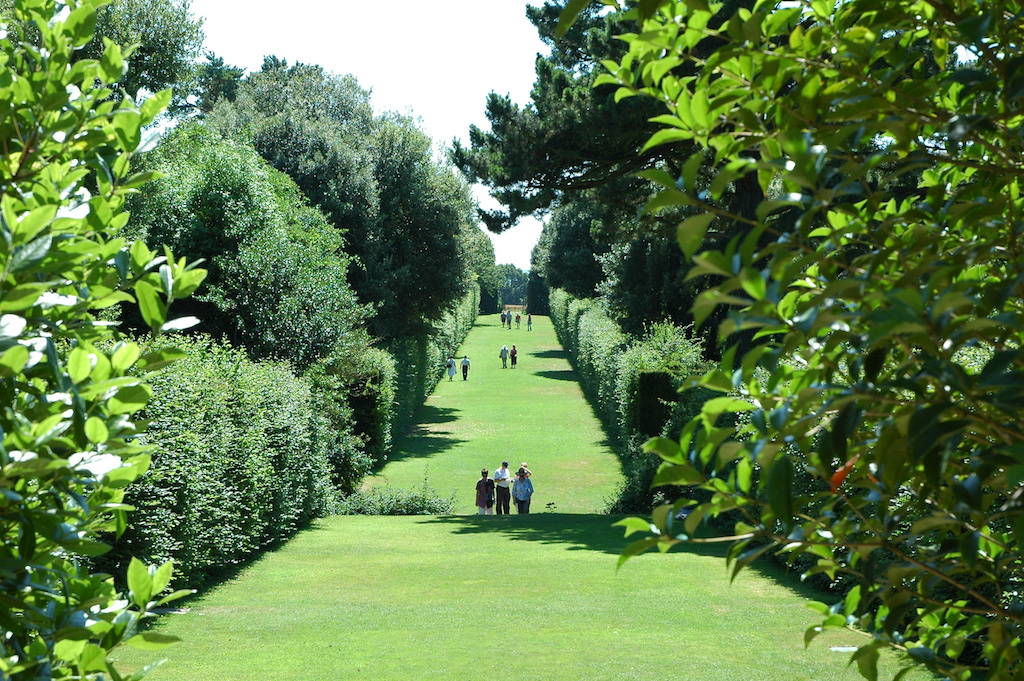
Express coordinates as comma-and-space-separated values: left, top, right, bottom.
461, 355, 471, 380
476, 469, 495, 515
513, 467, 534, 514
446, 356, 456, 381
507, 311, 513, 329
515, 313, 521, 329
500, 311, 507, 327
510, 344, 517, 368
527, 314, 533, 331
499, 344, 509, 369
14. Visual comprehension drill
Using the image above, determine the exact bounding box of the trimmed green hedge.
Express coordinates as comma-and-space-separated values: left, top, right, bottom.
386, 285, 479, 440
549, 288, 713, 512
103, 338, 335, 588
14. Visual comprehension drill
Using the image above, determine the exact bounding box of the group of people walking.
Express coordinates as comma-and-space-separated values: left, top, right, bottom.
476, 461, 534, 514
498, 344, 517, 368
500, 310, 532, 331
446, 355, 471, 381
446, 312, 537, 380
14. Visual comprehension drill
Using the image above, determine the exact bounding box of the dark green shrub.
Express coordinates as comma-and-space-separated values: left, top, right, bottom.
548, 290, 713, 512
127, 123, 370, 371
337, 478, 456, 516
385, 286, 479, 441
105, 337, 333, 588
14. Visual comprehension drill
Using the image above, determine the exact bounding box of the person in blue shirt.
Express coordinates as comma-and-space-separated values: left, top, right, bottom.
512, 467, 534, 514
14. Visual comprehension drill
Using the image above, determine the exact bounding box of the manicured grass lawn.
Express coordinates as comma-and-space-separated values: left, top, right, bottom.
115, 514, 927, 680
367, 314, 623, 514
115, 313, 930, 680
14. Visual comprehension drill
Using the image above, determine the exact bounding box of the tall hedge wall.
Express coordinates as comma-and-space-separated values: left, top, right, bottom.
549, 288, 713, 512
103, 338, 336, 588
386, 284, 479, 440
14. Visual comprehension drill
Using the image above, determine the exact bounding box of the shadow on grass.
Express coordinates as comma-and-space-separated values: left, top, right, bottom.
417, 513, 730, 559
533, 369, 578, 382
374, 404, 466, 469
531, 349, 569, 360
417, 513, 849, 604
148, 518, 329, 613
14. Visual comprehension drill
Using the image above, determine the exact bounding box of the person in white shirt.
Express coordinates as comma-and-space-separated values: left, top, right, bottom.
461, 355, 470, 380
493, 460, 512, 514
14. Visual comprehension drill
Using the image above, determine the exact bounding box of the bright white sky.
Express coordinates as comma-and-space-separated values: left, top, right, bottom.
187, 0, 548, 271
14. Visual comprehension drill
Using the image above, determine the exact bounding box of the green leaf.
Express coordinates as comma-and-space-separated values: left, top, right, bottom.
156, 589, 196, 606
134, 280, 164, 330
739, 267, 766, 300
84, 417, 109, 444
11, 204, 57, 245
556, 0, 592, 39
140, 89, 172, 124
644, 436, 681, 462
125, 632, 181, 651
109, 384, 152, 415
127, 557, 153, 604
617, 537, 660, 568
98, 38, 126, 84
677, 213, 714, 259
136, 347, 187, 372
852, 644, 880, 681
0, 345, 29, 375
613, 517, 657, 537
111, 343, 141, 373
62, 539, 112, 557
643, 128, 695, 152
152, 560, 173, 595
63, 4, 97, 46
68, 347, 94, 383
765, 456, 795, 531
11, 234, 53, 273
653, 463, 704, 486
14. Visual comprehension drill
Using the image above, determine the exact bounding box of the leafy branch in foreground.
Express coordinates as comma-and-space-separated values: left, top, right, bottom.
574, 0, 1024, 679
1, 0, 204, 678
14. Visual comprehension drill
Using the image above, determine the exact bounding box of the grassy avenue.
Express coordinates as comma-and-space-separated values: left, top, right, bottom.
116, 315, 925, 680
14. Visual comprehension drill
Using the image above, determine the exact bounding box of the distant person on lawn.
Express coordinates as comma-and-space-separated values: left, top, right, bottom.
527, 314, 533, 331
499, 344, 509, 368
493, 460, 513, 514
515, 313, 521, 329
510, 344, 517, 368
446, 356, 456, 381
461, 355, 470, 380
513, 467, 534, 514
476, 469, 495, 515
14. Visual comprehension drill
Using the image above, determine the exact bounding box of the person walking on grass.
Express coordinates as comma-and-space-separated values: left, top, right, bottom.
501, 311, 507, 328
446, 356, 456, 381
493, 461, 512, 514
515, 313, 521, 329
513, 467, 534, 514
499, 344, 509, 369
476, 469, 495, 515
510, 344, 518, 369
527, 314, 533, 331
461, 355, 471, 380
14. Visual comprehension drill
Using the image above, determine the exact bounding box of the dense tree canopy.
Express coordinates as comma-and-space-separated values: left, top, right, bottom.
127, 123, 369, 370
79, 0, 204, 106
451, 2, 671, 233
0, 1, 202, 675
209, 59, 478, 340
495, 264, 529, 307
368, 115, 475, 337
584, 0, 1024, 678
